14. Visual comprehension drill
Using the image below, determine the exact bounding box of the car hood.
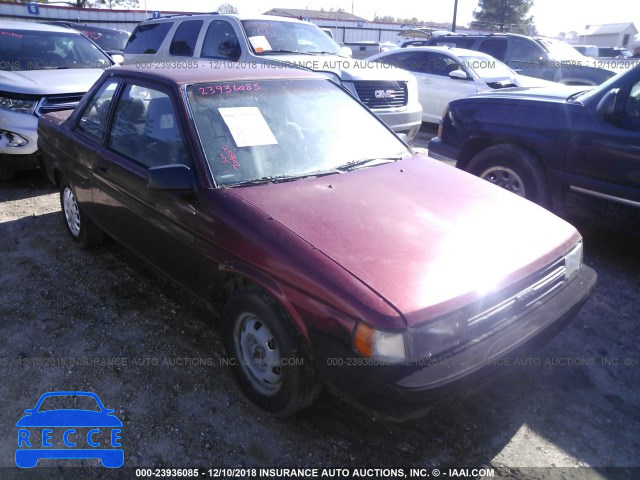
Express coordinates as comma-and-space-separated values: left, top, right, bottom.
0, 69, 105, 95
16, 410, 122, 427
229, 155, 579, 325
264, 54, 413, 82
472, 84, 590, 103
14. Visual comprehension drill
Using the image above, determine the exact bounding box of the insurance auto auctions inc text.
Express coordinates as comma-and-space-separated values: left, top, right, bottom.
188, 467, 495, 478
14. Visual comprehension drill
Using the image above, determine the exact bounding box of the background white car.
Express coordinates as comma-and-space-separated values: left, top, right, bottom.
368, 46, 553, 123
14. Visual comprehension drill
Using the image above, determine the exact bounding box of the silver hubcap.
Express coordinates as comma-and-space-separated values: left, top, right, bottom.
63, 187, 81, 237
479, 166, 526, 197
235, 313, 282, 395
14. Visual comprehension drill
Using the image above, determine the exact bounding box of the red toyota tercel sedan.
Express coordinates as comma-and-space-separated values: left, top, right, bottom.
38, 64, 596, 420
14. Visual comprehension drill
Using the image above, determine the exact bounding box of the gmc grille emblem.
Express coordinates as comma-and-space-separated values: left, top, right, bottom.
374, 89, 395, 99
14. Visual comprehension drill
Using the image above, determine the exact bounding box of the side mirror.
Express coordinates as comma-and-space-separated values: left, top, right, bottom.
110, 54, 124, 65
147, 164, 195, 191
596, 88, 623, 117
449, 69, 469, 80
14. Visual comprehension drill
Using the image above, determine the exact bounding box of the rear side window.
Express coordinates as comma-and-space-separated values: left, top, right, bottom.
125, 22, 171, 54
510, 37, 542, 62
76, 78, 120, 143
201, 20, 240, 60
169, 20, 203, 56
478, 38, 507, 61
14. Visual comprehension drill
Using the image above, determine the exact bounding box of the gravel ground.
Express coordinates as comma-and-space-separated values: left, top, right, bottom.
1, 158, 639, 480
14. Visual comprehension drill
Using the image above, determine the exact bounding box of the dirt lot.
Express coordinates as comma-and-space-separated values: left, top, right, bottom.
1, 159, 639, 480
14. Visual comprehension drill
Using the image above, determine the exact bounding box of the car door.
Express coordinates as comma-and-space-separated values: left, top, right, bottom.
380, 51, 475, 122
419, 52, 478, 122
67, 76, 122, 215
506, 36, 552, 81
565, 71, 640, 230
90, 80, 198, 292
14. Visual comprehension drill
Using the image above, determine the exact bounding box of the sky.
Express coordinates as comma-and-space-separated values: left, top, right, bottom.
143, 0, 640, 37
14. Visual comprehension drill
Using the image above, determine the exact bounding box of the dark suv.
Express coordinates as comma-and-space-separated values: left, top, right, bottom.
427, 33, 616, 85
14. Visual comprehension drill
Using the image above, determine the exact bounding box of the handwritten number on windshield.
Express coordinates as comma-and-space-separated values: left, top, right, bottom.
198, 83, 261, 95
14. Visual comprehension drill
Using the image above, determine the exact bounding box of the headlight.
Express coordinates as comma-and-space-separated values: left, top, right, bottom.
564, 241, 583, 279
354, 322, 407, 363
0, 96, 38, 114
407, 312, 467, 360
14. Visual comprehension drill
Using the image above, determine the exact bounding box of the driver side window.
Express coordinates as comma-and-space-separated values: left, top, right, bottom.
625, 80, 640, 118
107, 84, 188, 168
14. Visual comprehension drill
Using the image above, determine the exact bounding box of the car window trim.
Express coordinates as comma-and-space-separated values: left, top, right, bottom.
73, 75, 124, 146
104, 78, 195, 172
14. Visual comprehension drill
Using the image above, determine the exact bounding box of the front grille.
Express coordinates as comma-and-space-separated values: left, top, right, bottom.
353, 81, 408, 109
36, 93, 84, 117
466, 257, 566, 338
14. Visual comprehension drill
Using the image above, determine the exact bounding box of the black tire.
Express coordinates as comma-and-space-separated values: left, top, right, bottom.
0, 165, 16, 182
466, 144, 550, 208
59, 178, 105, 248
222, 286, 321, 417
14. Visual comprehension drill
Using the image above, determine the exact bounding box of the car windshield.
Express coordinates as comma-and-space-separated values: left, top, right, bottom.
78, 27, 130, 52
0, 29, 112, 71
37, 395, 101, 412
536, 38, 587, 61
186, 78, 411, 187
240, 20, 342, 55
459, 55, 515, 78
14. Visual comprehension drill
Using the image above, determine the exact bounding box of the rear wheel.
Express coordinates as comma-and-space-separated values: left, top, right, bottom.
60, 179, 104, 248
222, 286, 321, 417
467, 144, 549, 208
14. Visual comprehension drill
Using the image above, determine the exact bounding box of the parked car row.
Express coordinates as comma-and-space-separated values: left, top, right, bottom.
366, 46, 553, 123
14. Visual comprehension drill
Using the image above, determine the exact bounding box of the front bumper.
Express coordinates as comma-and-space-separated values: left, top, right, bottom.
311, 265, 596, 421
374, 105, 422, 141
427, 136, 461, 166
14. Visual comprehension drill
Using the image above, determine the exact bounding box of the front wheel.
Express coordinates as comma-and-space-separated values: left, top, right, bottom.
222, 286, 321, 417
466, 145, 550, 208
59, 179, 104, 248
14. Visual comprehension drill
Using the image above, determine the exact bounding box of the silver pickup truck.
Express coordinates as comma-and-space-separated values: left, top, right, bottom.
122, 14, 422, 140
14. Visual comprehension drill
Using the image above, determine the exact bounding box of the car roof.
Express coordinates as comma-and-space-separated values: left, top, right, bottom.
139, 13, 312, 26
377, 45, 492, 58
45, 21, 130, 36
113, 61, 323, 85
0, 20, 81, 34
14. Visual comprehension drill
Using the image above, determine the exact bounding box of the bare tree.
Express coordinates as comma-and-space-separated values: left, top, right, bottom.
217, 3, 238, 14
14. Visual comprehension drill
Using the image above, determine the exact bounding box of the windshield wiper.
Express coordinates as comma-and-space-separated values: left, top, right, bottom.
336, 156, 404, 172
232, 169, 341, 186
566, 89, 591, 102
261, 50, 315, 55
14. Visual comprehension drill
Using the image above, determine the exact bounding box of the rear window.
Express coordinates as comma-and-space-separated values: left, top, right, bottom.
125, 22, 172, 54
430, 37, 477, 49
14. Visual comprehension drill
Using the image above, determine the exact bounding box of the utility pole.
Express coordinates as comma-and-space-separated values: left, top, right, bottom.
452, 0, 458, 32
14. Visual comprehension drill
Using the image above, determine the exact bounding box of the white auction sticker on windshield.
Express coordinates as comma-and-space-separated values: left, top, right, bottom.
248, 35, 272, 52
218, 107, 278, 147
